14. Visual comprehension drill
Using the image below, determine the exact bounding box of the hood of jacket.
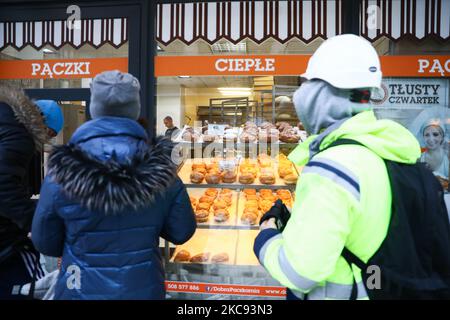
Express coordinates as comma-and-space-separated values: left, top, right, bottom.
47, 117, 178, 214
292, 80, 371, 135
0, 85, 48, 151
288, 110, 421, 166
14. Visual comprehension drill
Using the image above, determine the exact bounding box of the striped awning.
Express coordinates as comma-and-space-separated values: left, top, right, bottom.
156, 1, 344, 45
0, 1, 448, 52
0, 18, 128, 51
156, 0, 449, 46
360, 0, 450, 41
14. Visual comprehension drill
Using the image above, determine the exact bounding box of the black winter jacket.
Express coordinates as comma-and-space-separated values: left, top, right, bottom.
0, 86, 47, 251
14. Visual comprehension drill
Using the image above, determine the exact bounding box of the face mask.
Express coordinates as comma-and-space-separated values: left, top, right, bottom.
292, 80, 371, 135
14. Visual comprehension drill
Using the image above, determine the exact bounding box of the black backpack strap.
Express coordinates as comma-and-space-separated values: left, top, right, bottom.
323, 138, 373, 299
342, 247, 368, 300
325, 138, 365, 150
342, 247, 367, 271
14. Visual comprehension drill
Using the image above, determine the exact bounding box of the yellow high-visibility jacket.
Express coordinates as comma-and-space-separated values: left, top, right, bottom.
254, 111, 421, 300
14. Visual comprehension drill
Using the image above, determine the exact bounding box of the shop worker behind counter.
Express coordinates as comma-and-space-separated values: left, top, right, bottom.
0, 87, 63, 299
163, 116, 180, 139
254, 34, 450, 300
31, 70, 196, 300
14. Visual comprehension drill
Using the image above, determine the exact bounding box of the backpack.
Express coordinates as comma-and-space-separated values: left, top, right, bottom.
324, 139, 450, 300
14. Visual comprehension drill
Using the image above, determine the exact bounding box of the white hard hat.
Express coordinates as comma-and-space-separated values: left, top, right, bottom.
302, 34, 382, 89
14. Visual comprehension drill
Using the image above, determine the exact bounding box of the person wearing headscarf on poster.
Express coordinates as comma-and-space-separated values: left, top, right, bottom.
419, 119, 449, 187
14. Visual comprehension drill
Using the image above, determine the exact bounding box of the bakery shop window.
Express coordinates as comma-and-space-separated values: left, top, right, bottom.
159, 72, 305, 299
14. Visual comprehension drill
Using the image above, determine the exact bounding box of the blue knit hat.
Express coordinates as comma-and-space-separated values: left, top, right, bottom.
35, 100, 64, 134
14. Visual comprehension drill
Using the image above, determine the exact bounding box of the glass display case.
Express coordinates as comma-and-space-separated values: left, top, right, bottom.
164, 142, 303, 299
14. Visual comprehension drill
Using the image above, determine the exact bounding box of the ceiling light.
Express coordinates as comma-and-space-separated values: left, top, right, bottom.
178, 76, 191, 79
218, 87, 252, 96
218, 87, 251, 92
211, 42, 247, 53
157, 45, 163, 51
42, 48, 56, 54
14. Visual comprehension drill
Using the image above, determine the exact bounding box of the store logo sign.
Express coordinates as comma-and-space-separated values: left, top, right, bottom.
371, 78, 447, 107
31, 61, 91, 78
215, 58, 276, 73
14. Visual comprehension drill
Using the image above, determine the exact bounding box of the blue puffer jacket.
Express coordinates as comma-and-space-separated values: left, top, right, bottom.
31, 117, 196, 300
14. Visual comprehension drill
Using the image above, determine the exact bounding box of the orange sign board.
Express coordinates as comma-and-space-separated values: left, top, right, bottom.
0, 55, 447, 79
165, 281, 286, 297
0, 57, 128, 79
155, 55, 310, 77
155, 55, 450, 77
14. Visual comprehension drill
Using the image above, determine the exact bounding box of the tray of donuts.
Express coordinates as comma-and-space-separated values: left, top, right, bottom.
180, 158, 240, 186
170, 229, 237, 265
237, 188, 294, 227
238, 154, 299, 186
189, 188, 238, 226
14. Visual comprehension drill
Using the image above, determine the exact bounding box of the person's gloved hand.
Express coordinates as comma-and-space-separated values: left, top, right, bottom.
260, 217, 277, 231
259, 199, 291, 231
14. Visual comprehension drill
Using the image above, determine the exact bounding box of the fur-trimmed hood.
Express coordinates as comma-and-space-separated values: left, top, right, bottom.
0, 85, 48, 151
47, 136, 178, 214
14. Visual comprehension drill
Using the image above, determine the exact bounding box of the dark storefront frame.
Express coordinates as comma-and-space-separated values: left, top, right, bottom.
0, 0, 157, 137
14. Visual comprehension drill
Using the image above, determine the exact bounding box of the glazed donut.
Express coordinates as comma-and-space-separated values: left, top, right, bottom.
196, 202, 211, 211
213, 209, 230, 222
192, 163, 206, 170
279, 133, 300, 143
174, 249, 191, 262
243, 189, 257, 196
260, 121, 276, 130
205, 173, 221, 184
278, 166, 294, 178
259, 174, 276, 185
205, 189, 218, 198
243, 207, 259, 216
284, 174, 298, 185
220, 189, 233, 195
195, 209, 210, 223
259, 199, 275, 213
245, 201, 259, 211
212, 252, 229, 263
199, 195, 215, 204
190, 172, 205, 184
241, 212, 258, 225
245, 194, 259, 201
213, 200, 228, 211
261, 193, 277, 203
207, 164, 220, 172
217, 195, 232, 206
239, 173, 255, 184
189, 252, 210, 263
276, 121, 292, 131
222, 171, 237, 183
259, 189, 273, 196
